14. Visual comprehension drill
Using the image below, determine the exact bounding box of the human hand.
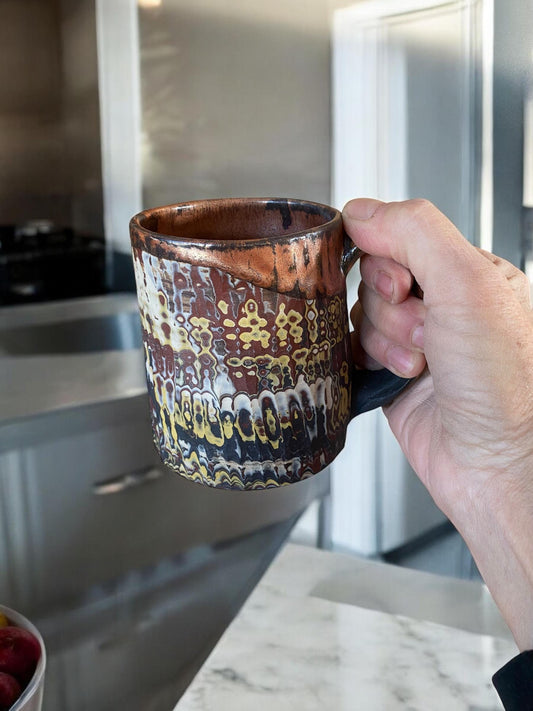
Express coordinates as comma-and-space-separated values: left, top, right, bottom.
344, 198, 533, 650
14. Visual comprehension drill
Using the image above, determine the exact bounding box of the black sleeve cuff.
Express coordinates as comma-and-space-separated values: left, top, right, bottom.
493, 650, 533, 710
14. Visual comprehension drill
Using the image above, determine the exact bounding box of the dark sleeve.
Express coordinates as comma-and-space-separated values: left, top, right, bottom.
492, 650, 533, 710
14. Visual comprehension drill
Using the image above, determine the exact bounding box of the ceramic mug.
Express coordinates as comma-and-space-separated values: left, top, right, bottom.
130, 198, 411, 490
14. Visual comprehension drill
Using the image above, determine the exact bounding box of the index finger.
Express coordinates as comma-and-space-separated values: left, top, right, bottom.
359, 254, 414, 305
343, 198, 487, 308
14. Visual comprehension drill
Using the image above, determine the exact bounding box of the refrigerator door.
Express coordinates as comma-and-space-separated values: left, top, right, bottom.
331, 0, 489, 555
333, 0, 487, 243
492, 0, 533, 268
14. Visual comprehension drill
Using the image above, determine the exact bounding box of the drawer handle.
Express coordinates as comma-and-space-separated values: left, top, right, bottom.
92, 466, 165, 495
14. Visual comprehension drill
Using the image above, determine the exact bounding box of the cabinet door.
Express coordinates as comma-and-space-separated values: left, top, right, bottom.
0, 416, 170, 612
0, 404, 328, 615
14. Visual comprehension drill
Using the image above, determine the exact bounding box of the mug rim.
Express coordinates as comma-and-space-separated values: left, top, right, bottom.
130, 197, 342, 247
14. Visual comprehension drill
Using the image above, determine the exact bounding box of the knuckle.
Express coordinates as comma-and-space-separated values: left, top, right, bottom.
396, 198, 442, 236
515, 269, 530, 290
515, 272, 532, 305
409, 197, 436, 213
405, 198, 438, 224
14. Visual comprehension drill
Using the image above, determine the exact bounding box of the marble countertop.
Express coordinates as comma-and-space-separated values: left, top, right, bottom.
175, 543, 516, 711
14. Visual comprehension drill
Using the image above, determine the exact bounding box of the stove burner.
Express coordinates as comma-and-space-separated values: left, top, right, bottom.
0, 222, 106, 305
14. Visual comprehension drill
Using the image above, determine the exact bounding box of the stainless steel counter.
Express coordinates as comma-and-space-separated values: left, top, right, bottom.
0, 294, 146, 431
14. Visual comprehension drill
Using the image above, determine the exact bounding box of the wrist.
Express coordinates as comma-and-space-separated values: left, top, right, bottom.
451, 470, 533, 652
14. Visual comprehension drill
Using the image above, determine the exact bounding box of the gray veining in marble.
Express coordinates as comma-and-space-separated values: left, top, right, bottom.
175, 544, 516, 711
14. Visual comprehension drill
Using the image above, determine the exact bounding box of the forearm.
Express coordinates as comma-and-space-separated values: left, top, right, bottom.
452, 478, 533, 652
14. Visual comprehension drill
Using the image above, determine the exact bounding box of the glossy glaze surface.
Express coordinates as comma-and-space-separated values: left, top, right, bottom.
131, 199, 353, 489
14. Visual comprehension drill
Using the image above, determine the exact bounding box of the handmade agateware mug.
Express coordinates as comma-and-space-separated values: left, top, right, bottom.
129, 198, 411, 490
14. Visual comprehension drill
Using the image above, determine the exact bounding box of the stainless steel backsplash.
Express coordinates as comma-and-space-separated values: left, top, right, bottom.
0, 0, 103, 236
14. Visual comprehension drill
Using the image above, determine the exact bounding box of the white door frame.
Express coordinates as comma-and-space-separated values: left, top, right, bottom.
96, 0, 143, 260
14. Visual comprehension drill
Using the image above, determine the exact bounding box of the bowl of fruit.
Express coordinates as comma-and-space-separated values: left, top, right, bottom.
0, 606, 45, 711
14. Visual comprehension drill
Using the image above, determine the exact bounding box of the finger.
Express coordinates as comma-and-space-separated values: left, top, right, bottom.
343, 198, 486, 308
359, 254, 414, 304
350, 331, 383, 371
358, 312, 427, 378
350, 301, 383, 370
351, 299, 426, 376
358, 282, 426, 352
478, 248, 532, 309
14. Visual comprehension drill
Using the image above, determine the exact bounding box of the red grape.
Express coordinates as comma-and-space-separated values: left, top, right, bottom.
0, 671, 21, 709
0, 627, 40, 683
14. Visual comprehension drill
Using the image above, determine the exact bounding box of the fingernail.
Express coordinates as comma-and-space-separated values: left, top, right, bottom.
373, 270, 393, 300
343, 198, 381, 221
387, 345, 415, 376
411, 325, 424, 350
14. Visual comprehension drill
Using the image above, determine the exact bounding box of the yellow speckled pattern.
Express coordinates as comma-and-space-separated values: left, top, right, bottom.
131, 254, 352, 489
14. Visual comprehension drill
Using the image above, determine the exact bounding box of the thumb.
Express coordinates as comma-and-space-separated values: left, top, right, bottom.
342, 198, 485, 306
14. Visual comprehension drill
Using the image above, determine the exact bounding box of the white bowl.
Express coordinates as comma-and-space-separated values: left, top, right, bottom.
0, 605, 46, 711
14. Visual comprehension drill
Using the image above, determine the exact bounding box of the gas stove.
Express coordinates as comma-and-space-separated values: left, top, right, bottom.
0, 220, 106, 305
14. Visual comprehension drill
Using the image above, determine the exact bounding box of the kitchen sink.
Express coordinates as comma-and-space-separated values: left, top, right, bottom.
0, 310, 143, 355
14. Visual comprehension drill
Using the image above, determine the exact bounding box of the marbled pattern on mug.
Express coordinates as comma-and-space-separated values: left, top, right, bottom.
132, 249, 352, 489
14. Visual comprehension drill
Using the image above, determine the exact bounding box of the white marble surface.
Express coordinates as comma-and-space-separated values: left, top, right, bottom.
175, 544, 517, 710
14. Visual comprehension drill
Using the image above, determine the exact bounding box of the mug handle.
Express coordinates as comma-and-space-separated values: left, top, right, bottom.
342, 236, 415, 418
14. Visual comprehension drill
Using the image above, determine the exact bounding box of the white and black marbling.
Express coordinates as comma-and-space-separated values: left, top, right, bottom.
175, 544, 516, 711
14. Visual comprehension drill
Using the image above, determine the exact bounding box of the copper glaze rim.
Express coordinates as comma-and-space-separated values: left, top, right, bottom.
129, 197, 342, 248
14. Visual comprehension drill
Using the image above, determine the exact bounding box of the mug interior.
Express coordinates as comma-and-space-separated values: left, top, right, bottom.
136, 198, 338, 242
